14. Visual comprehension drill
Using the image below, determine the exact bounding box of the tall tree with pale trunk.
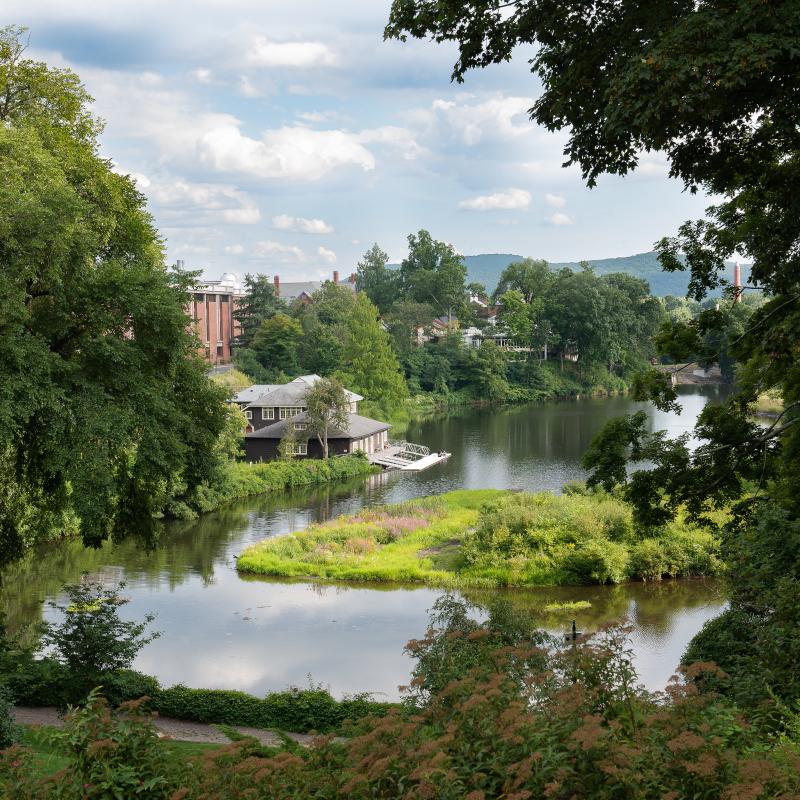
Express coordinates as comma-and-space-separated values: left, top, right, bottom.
305, 378, 350, 460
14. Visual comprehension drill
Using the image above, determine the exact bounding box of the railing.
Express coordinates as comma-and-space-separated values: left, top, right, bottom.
385, 440, 431, 462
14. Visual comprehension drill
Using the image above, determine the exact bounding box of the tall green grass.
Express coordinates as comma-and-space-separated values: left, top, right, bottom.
163, 455, 378, 520
236, 489, 722, 587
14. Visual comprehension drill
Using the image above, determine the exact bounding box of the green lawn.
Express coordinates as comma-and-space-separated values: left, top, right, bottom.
7, 725, 222, 784
236, 489, 723, 587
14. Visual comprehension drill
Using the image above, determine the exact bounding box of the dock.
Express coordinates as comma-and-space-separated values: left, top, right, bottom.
367, 441, 450, 471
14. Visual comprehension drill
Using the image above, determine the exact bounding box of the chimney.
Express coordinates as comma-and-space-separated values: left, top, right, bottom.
333, 270, 339, 284
734, 262, 742, 304
349, 272, 356, 284
273, 275, 280, 296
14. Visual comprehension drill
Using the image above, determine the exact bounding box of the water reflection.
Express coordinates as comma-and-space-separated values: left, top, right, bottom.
2, 387, 730, 698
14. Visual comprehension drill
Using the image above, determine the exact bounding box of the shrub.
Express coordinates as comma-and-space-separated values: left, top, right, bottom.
100, 670, 161, 707
0, 686, 18, 749
628, 539, 667, 580
150, 685, 392, 734
40, 581, 160, 704
562, 539, 629, 584
45, 691, 183, 799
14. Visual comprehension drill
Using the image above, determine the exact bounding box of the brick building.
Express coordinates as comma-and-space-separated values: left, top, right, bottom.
185, 267, 356, 365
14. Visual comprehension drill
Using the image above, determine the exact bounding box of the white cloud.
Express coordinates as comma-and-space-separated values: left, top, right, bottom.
459, 188, 531, 211
297, 110, 336, 124
238, 75, 261, 97
197, 125, 376, 181
193, 68, 213, 84
545, 193, 566, 208
358, 126, 426, 161
317, 246, 337, 264
253, 240, 306, 262
222, 207, 261, 224
413, 95, 532, 146
135, 177, 260, 225
547, 212, 574, 226
272, 214, 334, 234
225, 244, 245, 255
246, 38, 337, 68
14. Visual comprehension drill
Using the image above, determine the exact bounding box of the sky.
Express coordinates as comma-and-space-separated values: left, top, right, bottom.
8, 1, 713, 282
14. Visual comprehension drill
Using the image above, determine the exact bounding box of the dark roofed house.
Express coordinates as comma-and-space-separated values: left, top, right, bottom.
235, 375, 388, 462
244, 411, 390, 462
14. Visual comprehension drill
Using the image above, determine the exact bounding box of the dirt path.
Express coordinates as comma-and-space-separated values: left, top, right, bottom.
12, 706, 317, 748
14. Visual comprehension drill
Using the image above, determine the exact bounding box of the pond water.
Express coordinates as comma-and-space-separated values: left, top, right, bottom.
1, 386, 730, 700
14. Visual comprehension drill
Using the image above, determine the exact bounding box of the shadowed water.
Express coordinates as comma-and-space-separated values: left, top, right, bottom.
1, 386, 730, 700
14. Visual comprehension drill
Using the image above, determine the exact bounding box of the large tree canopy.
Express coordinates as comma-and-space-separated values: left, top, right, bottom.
386, 1, 800, 707
0, 26, 227, 565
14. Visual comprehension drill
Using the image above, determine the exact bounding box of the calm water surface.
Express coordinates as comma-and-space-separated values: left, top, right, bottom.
2, 387, 729, 700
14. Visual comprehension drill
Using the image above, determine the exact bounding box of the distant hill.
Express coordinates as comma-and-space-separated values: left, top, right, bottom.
463, 251, 738, 297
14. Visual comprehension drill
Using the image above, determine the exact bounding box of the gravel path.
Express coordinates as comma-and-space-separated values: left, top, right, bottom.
12, 706, 317, 748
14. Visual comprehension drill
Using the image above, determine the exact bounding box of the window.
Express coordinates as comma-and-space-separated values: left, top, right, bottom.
293, 422, 308, 431
245, 410, 252, 419
279, 407, 304, 419
262, 408, 274, 420
288, 443, 308, 455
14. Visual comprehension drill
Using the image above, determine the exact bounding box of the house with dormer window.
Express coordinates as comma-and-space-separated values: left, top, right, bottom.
232, 375, 391, 462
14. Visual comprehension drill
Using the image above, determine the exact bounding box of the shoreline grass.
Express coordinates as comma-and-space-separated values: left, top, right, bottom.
236, 489, 723, 588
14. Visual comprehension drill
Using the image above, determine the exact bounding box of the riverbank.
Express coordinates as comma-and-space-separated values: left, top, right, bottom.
236, 489, 722, 587
163, 454, 379, 521
375, 361, 630, 434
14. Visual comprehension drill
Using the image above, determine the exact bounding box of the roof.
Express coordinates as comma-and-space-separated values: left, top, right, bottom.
245, 412, 391, 440
244, 376, 363, 408
233, 384, 280, 404
278, 281, 322, 302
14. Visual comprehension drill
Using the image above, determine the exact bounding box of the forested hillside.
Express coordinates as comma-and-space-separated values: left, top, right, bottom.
460, 252, 741, 297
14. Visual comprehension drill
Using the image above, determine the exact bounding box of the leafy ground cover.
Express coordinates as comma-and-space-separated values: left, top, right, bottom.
164, 454, 378, 521
236, 489, 722, 587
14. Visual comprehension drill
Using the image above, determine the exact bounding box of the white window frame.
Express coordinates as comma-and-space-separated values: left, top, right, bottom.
245, 409, 252, 419
293, 422, 309, 431
280, 407, 304, 419
262, 408, 274, 420
289, 443, 308, 455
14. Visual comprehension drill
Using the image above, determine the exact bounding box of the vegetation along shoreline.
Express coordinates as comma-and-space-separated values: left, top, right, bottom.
236, 489, 723, 588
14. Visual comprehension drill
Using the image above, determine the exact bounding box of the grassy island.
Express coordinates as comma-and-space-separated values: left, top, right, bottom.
236, 489, 722, 587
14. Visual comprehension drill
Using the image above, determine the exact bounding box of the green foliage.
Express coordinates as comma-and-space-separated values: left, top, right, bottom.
11, 622, 800, 799
250, 313, 304, 375
0, 27, 228, 564
150, 684, 391, 734
238, 489, 721, 587
340, 293, 408, 417
39, 581, 160, 703
404, 594, 550, 704
492, 257, 552, 303
233, 274, 285, 349
384, 0, 800, 715
304, 377, 351, 459
0, 685, 18, 749
399, 230, 469, 320
355, 243, 399, 314
684, 502, 800, 711
43, 691, 179, 798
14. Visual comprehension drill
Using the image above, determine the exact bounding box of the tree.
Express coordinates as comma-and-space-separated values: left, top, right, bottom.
468, 342, 509, 402
384, 300, 436, 361
233, 274, 285, 349
0, 26, 228, 564
355, 243, 400, 314
40, 581, 159, 696
492, 258, 551, 303
251, 313, 303, 375
385, 0, 800, 706
400, 230, 468, 321
341, 293, 409, 418
305, 377, 351, 459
